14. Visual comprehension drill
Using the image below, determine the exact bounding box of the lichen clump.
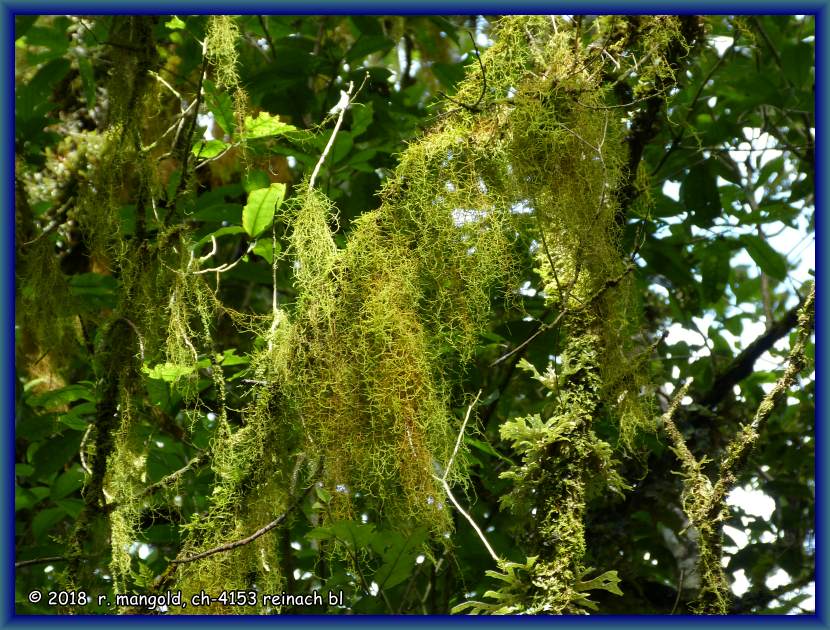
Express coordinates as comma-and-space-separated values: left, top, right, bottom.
48, 14, 693, 610
171, 15, 689, 605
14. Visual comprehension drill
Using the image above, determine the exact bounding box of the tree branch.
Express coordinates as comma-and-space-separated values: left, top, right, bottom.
693, 296, 809, 410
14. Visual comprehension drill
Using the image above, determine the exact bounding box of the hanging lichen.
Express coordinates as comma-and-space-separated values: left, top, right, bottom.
442, 15, 698, 613
69, 13, 700, 611
205, 16, 240, 92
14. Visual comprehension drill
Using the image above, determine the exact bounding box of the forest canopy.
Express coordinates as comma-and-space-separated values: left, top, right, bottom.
13, 14, 815, 615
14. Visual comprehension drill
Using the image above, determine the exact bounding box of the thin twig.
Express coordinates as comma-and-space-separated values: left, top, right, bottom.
491, 264, 634, 366
79, 424, 93, 475
192, 243, 255, 275
139, 453, 207, 499
171, 482, 315, 565
439, 32, 487, 113
671, 568, 686, 614
257, 15, 278, 62
443, 390, 482, 482
435, 388, 497, 564
434, 475, 500, 563
309, 80, 354, 190
16, 556, 68, 569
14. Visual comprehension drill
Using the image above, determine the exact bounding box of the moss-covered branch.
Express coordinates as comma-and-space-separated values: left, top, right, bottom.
662, 283, 814, 614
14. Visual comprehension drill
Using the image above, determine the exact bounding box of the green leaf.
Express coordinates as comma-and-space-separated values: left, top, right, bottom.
432, 61, 469, 90
165, 16, 186, 30
27, 383, 95, 410
192, 139, 228, 159
575, 569, 624, 596
24, 24, 69, 54
31, 432, 84, 481
204, 79, 235, 137
58, 401, 96, 431
192, 225, 246, 250
32, 507, 66, 540
350, 102, 374, 137
681, 162, 722, 227
306, 526, 334, 542
243, 112, 297, 140
55, 498, 85, 519
51, 466, 85, 501
76, 53, 96, 108
252, 238, 280, 264
700, 241, 732, 304
373, 528, 428, 590
331, 132, 353, 164
465, 437, 514, 465
346, 35, 395, 62
243, 170, 271, 193
16, 463, 35, 478
190, 203, 243, 224
242, 183, 285, 237
143, 362, 197, 382
308, 519, 378, 549
15, 15, 38, 39
739, 234, 788, 281
315, 485, 332, 503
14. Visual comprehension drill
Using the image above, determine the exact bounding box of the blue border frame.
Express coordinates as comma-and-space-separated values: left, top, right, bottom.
3, 3, 827, 627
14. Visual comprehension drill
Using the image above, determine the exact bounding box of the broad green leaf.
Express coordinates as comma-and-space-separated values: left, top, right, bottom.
243, 169, 271, 193
16, 463, 35, 478
27, 383, 95, 410
252, 238, 280, 264
700, 241, 732, 304
466, 437, 514, 465
350, 101, 374, 137
739, 234, 788, 280
32, 507, 66, 540
76, 53, 96, 108
192, 225, 246, 250
575, 569, 624, 596
143, 362, 197, 382
219, 348, 249, 366
16, 489, 36, 512
15, 15, 38, 39
306, 526, 334, 542
205, 79, 235, 137
165, 16, 186, 30
315, 485, 332, 503
242, 183, 285, 237
346, 35, 395, 62
432, 61, 469, 90
374, 528, 428, 590
681, 162, 722, 227
51, 466, 85, 501
243, 112, 297, 140
58, 401, 96, 431
24, 24, 69, 54
331, 132, 353, 164
55, 498, 84, 519
190, 203, 243, 224
324, 520, 377, 549
192, 139, 228, 159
